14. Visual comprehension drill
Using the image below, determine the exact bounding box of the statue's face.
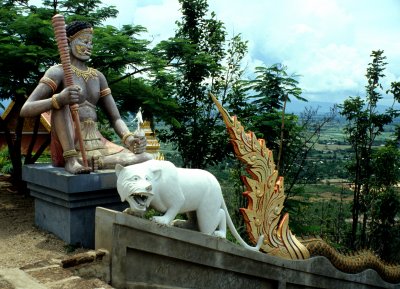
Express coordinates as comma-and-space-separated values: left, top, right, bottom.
69, 32, 93, 61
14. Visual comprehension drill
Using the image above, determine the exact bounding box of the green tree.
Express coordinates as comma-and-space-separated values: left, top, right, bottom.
283, 106, 337, 198
157, 0, 249, 169
340, 50, 400, 250
0, 1, 57, 182
242, 64, 334, 199
91, 24, 179, 123
368, 141, 400, 262
245, 64, 305, 171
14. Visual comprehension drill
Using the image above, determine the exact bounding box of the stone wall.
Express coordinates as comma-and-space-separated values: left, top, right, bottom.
95, 207, 398, 289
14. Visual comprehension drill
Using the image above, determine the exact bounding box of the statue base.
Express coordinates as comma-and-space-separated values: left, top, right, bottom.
22, 164, 126, 248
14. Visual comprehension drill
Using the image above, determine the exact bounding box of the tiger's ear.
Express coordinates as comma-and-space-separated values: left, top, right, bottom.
115, 164, 124, 177
150, 167, 162, 181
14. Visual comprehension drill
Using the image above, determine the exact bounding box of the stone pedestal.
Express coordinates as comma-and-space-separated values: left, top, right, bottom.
22, 164, 126, 248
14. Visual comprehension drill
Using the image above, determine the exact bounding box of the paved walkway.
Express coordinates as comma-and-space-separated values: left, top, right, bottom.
0, 251, 113, 289
0, 268, 46, 289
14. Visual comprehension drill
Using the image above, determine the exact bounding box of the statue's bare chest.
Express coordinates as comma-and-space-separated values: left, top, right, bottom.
72, 74, 101, 105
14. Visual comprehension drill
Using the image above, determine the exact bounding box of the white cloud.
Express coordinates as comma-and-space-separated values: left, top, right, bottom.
102, 0, 179, 45
102, 0, 400, 104
134, 2, 180, 40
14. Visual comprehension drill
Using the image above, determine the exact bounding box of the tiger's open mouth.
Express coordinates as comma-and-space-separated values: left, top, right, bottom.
128, 190, 153, 210
131, 193, 148, 207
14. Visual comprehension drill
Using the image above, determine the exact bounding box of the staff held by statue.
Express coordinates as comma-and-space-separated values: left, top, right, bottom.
51, 14, 88, 168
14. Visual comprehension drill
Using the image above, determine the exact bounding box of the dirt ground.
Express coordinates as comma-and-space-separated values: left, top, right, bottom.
0, 174, 87, 269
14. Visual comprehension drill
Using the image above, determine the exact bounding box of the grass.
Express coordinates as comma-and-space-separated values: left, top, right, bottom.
302, 183, 352, 195
313, 143, 351, 151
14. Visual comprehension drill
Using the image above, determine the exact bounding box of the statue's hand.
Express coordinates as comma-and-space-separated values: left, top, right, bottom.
57, 85, 82, 107
126, 134, 147, 154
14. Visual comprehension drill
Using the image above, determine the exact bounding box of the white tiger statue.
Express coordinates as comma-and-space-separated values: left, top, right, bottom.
115, 160, 264, 251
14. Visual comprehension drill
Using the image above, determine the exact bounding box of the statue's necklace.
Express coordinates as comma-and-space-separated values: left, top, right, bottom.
71, 65, 98, 82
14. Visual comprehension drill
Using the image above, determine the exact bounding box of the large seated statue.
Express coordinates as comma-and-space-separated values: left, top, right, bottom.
20, 21, 152, 174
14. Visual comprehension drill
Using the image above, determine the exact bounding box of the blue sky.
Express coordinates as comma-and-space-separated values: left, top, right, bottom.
25, 0, 400, 109
102, 0, 400, 108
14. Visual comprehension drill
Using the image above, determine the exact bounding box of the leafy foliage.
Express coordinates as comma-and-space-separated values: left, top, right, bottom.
340, 50, 400, 259
0, 1, 57, 181
157, 0, 249, 169
0, 147, 13, 174
246, 64, 305, 111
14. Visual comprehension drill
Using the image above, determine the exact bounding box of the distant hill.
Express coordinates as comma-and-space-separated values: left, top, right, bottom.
286, 99, 337, 114
286, 99, 399, 115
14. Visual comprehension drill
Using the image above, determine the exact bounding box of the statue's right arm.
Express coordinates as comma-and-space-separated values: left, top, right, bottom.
20, 66, 63, 117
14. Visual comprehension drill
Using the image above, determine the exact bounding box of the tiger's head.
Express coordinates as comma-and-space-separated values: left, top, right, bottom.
115, 163, 158, 213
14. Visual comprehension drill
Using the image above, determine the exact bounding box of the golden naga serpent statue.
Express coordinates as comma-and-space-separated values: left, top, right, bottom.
210, 93, 400, 284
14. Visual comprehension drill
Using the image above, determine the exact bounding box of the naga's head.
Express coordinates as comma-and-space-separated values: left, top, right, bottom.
115, 163, 158, 213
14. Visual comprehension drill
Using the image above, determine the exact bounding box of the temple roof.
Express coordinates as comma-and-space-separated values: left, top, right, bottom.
1, 100, 51, 132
